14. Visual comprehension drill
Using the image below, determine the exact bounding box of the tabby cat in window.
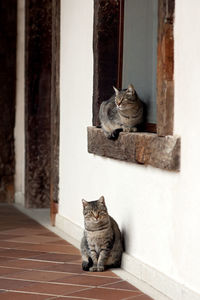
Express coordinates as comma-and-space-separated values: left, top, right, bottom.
81, 196, 123, 272
99, 84, 144, 139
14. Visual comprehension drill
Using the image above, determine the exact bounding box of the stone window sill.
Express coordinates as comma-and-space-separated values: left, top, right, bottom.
87, 126, 180, 171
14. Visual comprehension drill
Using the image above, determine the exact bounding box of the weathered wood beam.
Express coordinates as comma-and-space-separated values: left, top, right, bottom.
25, 0, 59, 208
50, 0, 60, 224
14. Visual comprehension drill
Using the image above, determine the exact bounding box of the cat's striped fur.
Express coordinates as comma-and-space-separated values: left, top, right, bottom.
81, 196, 123, 272
99, 84, 144, 139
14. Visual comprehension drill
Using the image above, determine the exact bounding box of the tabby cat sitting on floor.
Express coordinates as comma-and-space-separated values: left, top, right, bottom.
81, 196, 123, 272
99, 84, 144, 139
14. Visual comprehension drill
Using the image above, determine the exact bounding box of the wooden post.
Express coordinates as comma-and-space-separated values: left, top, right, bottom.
25, 0, 60, 211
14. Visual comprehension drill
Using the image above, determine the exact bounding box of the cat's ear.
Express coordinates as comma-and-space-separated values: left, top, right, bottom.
82, 199, 88, 207
99, 196, 105, 205
113, 86, 119, 96
127, 84, 135, 95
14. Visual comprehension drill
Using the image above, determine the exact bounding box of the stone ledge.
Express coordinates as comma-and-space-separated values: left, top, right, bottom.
87, 126, 180, 171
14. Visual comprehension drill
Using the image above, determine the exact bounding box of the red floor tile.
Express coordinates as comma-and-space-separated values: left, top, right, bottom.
0, 278, 33, 290
0, 267, 24, 276
0, 204, 153, 300
0, 234, 22, 240
5, 269, 72, 282
101, 280, 142, 292
53, 274, 121, 287
20, 281, 90, 296
44, 262, 85, 274
47, 240, 71, 245
31, 252, 80, 263
0, 258, 61, 271
68, 286, 142, 299
0, 291, 49, 300
8, 235, 62, 244
127, 295, 153, 300
0, 248, 45, 259
0, 240, 74, 254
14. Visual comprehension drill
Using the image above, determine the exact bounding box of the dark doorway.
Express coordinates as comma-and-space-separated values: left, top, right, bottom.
25, 0, 60, 214
0, 0, 17, 203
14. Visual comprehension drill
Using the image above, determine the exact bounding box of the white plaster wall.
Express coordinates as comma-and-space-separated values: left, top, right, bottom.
14, 0, 25, 205
173, 0, 200, 293
59, 0, 200, 296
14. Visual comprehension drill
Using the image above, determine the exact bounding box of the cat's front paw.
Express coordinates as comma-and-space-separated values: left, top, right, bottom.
123, 127, 137, 133
123, 127, 131, 132
131, 127, 137, 132
89, 266, 98, 272
97, 266, 105, 272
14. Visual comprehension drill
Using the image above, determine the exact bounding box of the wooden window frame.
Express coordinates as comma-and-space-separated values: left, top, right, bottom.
88, 0, 180, 171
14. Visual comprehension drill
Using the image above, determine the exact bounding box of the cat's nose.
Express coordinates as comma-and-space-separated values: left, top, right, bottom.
93, 213, 99, 219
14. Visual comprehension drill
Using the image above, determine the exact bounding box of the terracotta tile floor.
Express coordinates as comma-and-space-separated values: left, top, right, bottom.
0, 204, 152, 300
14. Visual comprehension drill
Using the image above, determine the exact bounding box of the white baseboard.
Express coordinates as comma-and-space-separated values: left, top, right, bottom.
14, 192, 25, 206
55, 213, 83, 249
55, 213, 200, 300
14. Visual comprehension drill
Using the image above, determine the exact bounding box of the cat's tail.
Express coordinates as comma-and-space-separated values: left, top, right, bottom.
108, 129, 122, 140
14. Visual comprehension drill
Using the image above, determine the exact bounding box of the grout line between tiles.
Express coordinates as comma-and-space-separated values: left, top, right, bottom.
98, 278, 123, 287
0, 245, 81, 255
0, 239, 65, 245
122, 294, 147, 300
0, 275, 94, 288
0, 256, 80, 265
0, 265, 119, 279
47, 294, 98, 300
97, 285, 143, 293
97, 280, 144, 292
0, 285, 96, 298
0, 275, 144, 293
0, 289, 93, 299
64, 287, 98, 299
18, 258, 68, 264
